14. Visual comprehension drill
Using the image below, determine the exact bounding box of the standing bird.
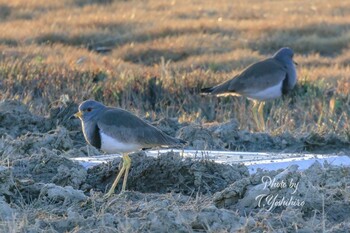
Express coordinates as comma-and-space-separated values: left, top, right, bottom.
74, 100, 186, 197
201, 47, 297, 130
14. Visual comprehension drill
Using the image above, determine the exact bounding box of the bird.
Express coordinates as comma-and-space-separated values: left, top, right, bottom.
74, 100, 186, 197
201, 47, 297, 130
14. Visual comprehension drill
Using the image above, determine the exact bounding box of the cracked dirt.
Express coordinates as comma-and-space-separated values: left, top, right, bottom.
0, 100, 349, 232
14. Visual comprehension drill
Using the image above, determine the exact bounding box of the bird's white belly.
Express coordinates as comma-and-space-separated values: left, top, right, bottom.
100, 132, 141, 154
247, 81, 282, 101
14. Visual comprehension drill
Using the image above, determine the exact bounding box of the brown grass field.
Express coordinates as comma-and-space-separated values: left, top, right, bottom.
0, 0, 350, 232
0, 0, 349, 135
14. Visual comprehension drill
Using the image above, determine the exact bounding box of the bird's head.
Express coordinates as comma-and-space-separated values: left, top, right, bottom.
74, 100, 105, 122
273, 47, 297, 66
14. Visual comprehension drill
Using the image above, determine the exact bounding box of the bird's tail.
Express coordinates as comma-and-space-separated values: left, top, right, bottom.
177, 138, 187, 145
169, 137, 187, 147
200, 86, 215, 94
163, 134, 187, 147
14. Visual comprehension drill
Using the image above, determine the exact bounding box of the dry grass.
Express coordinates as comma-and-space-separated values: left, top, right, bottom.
0, 0, 349, 136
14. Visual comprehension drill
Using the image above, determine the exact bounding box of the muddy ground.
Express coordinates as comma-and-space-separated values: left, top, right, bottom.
0, 100, 349, 232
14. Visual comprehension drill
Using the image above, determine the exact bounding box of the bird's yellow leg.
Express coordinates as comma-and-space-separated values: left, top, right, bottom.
121, 154, 131, 192
251, 101, 261, 131
258, 102, 266, 131
104, 153, 129, 198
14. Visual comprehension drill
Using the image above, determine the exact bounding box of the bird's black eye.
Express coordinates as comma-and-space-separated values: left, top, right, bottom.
86, 108, 92, 112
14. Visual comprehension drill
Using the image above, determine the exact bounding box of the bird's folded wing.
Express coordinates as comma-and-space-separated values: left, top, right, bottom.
97, 108, 177, 146
228, 58, 287, 93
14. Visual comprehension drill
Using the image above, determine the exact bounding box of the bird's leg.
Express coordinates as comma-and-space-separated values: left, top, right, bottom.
258, 102, 266, 131
251, 101, 261, 131
104, 153, 127, 198
121, 154, 131, 192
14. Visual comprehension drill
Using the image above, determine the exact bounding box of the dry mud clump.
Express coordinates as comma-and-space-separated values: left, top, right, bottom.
86, 152, 249, 195
2, 155, 350, 232
213, 162, 350, 232
0, 100, 349, 232
0, 100, 47, 138
178, 118, 350, 153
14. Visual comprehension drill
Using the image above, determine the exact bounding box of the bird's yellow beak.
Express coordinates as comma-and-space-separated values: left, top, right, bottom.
74, 111, 83, 118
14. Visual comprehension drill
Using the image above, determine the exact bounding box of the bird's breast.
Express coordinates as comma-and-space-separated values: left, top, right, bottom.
246, 81, 283, 101
287, 64, 297, 89
100, 132, 142, 153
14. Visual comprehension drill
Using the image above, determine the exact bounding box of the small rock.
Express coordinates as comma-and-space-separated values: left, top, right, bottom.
177, 125, 222, 149
40, 183, 87, 205
0, 196, 14, 220
0, 166, 14, 198
213, 177, 251, 208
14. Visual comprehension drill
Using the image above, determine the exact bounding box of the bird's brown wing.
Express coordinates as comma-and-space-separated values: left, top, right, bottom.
97, 108, 182, 147
208, 58, 287, 95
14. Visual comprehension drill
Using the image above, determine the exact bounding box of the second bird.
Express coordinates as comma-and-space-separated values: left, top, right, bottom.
201, 47, 297, 130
